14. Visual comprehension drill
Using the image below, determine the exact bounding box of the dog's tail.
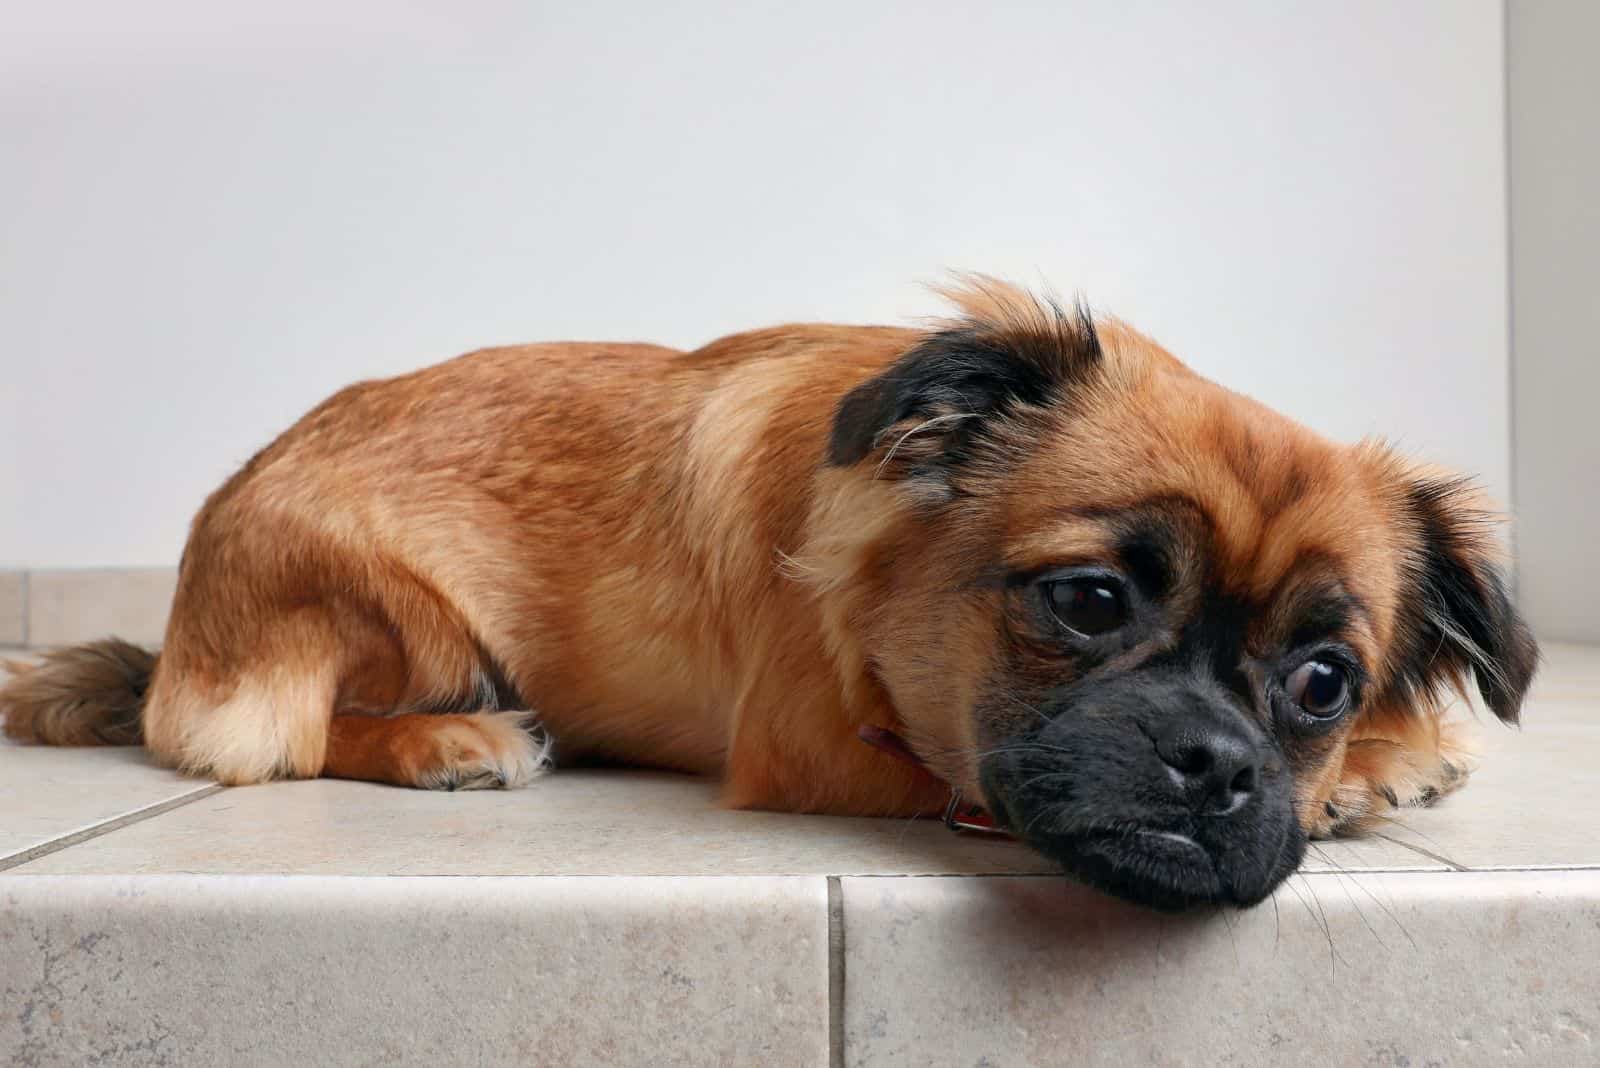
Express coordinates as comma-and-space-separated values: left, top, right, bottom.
1, 638, 154, 745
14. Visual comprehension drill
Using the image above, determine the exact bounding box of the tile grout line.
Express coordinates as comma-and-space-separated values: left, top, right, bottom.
0, 784, 225, 873
827, 875, 844, 1068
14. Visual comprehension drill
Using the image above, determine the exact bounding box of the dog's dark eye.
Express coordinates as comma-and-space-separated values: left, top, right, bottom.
1044, 577, 1128, 637
1287, 659, 1350, 719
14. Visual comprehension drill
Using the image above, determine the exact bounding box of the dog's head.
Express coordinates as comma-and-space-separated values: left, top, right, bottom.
815, 279, 1537, 910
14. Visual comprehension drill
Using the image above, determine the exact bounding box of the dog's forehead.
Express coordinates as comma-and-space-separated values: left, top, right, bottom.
1003, 355, 1406, 654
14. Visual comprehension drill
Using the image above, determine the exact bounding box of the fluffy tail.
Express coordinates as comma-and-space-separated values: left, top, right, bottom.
0, 638, 154, 745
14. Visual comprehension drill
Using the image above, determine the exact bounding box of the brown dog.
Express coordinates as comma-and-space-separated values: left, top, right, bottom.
1, 279, 1536, 908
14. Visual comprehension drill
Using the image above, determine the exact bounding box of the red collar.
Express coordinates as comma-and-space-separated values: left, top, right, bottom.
856, 724, 1011, 837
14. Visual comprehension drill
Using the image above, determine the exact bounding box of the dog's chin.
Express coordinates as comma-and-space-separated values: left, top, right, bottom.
1050, 830, 1222, 912
987, 794, 1306, 911
1040, 829, 1288, 912
1048, 823, 1303, 911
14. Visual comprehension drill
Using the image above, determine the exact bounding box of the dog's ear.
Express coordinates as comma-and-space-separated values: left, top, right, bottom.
827, 287, 1102, 481
1391, 474, 1539, 724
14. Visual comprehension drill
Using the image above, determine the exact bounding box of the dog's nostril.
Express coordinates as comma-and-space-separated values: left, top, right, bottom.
1153, 720, 1262, 815
1159, 739, 1212, 777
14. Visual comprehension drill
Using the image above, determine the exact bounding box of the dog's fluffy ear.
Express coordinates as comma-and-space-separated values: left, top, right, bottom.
1390, 474, 1539, 724
826, 281, 1102, 482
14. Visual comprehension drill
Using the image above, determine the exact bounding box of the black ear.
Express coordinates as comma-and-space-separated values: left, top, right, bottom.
827, 293, 1102, 474
1398, 477, 1539, 723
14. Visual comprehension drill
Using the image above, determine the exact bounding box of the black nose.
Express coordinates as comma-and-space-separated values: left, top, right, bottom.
1153, 719, 1261, 815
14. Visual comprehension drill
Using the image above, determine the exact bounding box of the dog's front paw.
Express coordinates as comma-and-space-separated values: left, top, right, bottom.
409, 712, 552, 791
1310, 737, 1471, 839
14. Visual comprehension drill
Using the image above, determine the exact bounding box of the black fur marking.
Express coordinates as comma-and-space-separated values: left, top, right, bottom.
1286, 591, 1365, 652
1393, 478, 1539, 723
1168, 590, 1256, 702
826, 297, 1102, 470
1115, 527, 1177, 601
409, 646, 527, 715
476, 648, 527, 712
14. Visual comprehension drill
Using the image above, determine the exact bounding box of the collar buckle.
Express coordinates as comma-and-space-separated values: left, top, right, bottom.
858, 723, 1012, 838
941, 788, 1008, 836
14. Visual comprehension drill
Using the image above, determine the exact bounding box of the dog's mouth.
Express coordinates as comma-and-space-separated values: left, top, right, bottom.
982, 777, 1304, 911
976, 700, 1309, 911
1046, 828, 1229, 912
1021, 816, 1306, 911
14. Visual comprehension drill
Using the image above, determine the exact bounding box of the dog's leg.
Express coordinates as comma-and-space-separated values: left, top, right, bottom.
1305, 704, 1474, 838
323, 711, 550, 790
141, 618, 345, 786
137, 486, 540, 785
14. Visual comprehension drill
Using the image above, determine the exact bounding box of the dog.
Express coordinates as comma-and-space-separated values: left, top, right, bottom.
1, 278, 1537, 909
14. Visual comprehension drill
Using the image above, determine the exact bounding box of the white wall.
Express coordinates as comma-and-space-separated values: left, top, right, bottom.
1, 1, 1510, 569
1509, 0, 1600, 642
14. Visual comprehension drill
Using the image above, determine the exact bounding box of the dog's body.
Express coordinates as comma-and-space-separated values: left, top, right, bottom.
2, 281, 1536, 908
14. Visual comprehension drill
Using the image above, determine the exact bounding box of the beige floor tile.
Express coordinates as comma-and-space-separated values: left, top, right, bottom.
0, 742, 217, 866
0, 874, 828, 1067
8, 770, 1052, 877
8, 766, 1440, 877
840, 871, 1600, 1067
1379, 697, 1600, 870
25, 567, 176, 648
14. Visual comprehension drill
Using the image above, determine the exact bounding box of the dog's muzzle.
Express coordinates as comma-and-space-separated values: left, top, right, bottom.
976, 677, 1306, 911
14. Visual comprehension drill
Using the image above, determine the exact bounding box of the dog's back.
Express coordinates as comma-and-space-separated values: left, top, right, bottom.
1, 327, 942, 809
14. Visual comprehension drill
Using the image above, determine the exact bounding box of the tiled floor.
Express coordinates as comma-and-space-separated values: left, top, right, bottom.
0, 744, 216, 866
2, 645, 1599, 1066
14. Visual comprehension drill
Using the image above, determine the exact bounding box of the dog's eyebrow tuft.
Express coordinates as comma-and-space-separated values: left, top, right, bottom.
1114, 526, 1177, 599
1051, 492, 1214, 529
1286, 590, 1368, 651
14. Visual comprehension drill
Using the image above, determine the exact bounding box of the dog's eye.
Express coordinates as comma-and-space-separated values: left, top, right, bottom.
1287, 659, 1350, 719
1044, 577, 1128, 637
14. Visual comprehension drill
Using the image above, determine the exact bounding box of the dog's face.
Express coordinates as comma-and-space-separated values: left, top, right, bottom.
823, 282, 1536, 910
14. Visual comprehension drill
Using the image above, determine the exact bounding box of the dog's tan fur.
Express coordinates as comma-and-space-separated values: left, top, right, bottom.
0, 280, 1531, 842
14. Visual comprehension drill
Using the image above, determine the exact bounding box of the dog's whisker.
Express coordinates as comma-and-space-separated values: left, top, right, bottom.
1367, 817, 1452, 855
1009, 770, 1076, 793
992, 688, 1052, 726
1280, 877, 1332, 960
1303, 873, 1345, 971
1309, 843, 1418, 951
1308, 844, 1386, 950
1269, 883, 1282, 952
926, 740, 1079, 764
1215, 903, 1241, 971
